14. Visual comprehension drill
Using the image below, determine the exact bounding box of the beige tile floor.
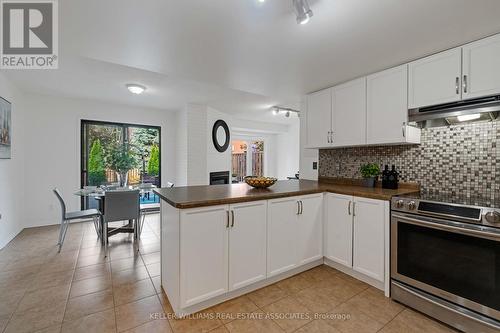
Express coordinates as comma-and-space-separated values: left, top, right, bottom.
0, 214, 460, 333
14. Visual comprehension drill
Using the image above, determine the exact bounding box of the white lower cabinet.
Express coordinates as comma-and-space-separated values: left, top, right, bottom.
268, 194, 323, 277
179, 201, 267, 307
180, 205, 229, 307
267, 197, 300, 276
297, 194, 324, 265
325, 193, 353, 267
352, 197, 386, 282
325, 193, 387, 283
228, 201, 267, 291
165, 191, 387, 315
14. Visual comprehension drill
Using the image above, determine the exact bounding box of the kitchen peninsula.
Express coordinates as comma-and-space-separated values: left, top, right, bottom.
154, 179, 418, 317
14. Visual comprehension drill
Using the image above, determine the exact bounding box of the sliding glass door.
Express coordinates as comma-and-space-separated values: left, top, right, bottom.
80, 120, 161, 209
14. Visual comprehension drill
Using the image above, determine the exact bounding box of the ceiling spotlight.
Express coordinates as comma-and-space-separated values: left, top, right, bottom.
126, 84, 146, 95
285, 111, 291, 117
293, 0, 313, 25
258, 0, 265, 2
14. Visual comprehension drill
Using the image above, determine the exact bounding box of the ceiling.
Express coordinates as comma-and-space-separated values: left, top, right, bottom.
6, 0, 500, 124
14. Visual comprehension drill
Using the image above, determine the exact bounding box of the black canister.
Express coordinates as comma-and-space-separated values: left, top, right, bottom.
387, 165, 399, 189
382, 165, 390, 189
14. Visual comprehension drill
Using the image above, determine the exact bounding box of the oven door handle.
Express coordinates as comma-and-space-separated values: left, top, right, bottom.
392, 213, 500, 241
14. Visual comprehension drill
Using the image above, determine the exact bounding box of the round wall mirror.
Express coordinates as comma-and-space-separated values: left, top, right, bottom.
212, 119, 230, 152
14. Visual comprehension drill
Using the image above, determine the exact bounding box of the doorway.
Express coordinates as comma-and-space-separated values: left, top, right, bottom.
231, 139, 264, 183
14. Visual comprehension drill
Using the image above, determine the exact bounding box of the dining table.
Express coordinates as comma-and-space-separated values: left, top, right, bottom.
74, 184, 156, 244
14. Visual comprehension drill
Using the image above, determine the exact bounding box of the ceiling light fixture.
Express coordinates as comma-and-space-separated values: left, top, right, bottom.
271, 106, 300, 118
126, 84, 146, 95
457, 114, 481, 122
292, 0, 313, 25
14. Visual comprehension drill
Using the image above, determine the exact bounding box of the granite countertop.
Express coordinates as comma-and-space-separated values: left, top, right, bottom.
154, 179, 420, 209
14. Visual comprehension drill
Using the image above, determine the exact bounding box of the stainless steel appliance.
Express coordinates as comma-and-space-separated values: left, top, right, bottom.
391, 193, 500, 333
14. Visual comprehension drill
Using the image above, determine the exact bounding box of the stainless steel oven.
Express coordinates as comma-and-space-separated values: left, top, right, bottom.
390, 196, 500, 333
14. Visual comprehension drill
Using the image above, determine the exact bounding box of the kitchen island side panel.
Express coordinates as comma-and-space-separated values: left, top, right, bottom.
161, 200, 180, 313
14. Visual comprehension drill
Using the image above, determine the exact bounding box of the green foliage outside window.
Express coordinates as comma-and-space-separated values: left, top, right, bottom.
88, 139, 106, 185
148, 145, 160, 176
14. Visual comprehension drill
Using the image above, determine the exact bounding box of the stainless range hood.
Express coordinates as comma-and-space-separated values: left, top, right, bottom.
409, 96, 500, 128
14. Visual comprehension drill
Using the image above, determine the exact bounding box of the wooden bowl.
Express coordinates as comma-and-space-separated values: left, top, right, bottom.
244, 176, 277, 189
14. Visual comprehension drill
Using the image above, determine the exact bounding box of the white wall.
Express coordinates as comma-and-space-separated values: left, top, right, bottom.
299, 99, 318, 180
276, 119, 300, 179
0, 73, 26, 248
22, 93, 177, 228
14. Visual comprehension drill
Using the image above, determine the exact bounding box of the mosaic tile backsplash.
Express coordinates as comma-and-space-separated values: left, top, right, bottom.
319, 121, 500, 201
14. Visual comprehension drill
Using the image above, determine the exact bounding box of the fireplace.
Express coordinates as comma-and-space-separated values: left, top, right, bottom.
209, 171, 230, 185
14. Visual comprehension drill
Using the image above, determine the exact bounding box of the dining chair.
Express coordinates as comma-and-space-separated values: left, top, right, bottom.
138, 182, 173, 235
102, 189, 140, 254
53, 188, 102, 252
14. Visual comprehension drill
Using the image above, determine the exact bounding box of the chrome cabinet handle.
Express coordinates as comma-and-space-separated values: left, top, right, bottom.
402, 122, 406, 138
231, 210, 235, 227
299, 201, 303, 215
352, 202, 356, 217
455, 77, 459, 94
297, 201, 300, 215
348, 201, 351, 215
463, 75, 468, 93
226, 211, 230, 228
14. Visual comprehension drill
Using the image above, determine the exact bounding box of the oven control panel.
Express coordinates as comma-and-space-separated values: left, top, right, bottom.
391, 197, 500, 228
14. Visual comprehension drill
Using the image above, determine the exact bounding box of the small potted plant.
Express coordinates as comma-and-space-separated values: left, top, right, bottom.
360, 163, 380, 188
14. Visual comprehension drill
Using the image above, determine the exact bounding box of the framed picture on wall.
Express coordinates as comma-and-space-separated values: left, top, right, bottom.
0, 97, 12, 159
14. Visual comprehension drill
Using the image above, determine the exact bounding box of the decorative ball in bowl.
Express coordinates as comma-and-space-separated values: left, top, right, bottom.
244, 176, 277, 189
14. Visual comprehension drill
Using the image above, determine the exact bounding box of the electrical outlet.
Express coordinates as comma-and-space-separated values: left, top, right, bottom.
312, 162, 318, 170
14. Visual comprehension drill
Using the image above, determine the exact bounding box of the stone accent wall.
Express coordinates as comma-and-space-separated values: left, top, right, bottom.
319, 121, 499, 201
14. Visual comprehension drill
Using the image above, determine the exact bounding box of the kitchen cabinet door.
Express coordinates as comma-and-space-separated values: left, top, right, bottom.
306, 88, 332, 148
352, 197, 385, 282
367, 65, 418, 145
332, 78, 367, 146
180, 205, 229, 307
408, 48, 462, 108
325, 193, 353, 267
228, 201, 267, 291
297, 194, 323, 265
462, 34, 500, 100
267, 197, 299, 277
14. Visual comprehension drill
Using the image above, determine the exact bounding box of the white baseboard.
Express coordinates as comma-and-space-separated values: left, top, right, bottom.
323, 257, 386, 293
168, 259, 324, 317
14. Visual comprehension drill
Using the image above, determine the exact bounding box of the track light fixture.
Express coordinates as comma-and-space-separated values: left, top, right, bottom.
271, 106, 300, 118
292, 0, 313, 25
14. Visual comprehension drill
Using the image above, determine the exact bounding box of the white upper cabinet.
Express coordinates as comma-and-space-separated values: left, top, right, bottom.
228, 201, 267, 291
306, 88, 332, 148
367, 65, 420, 145
462, 34, 500, 100
332, 78, 367, 147
408, 48, 462, 109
